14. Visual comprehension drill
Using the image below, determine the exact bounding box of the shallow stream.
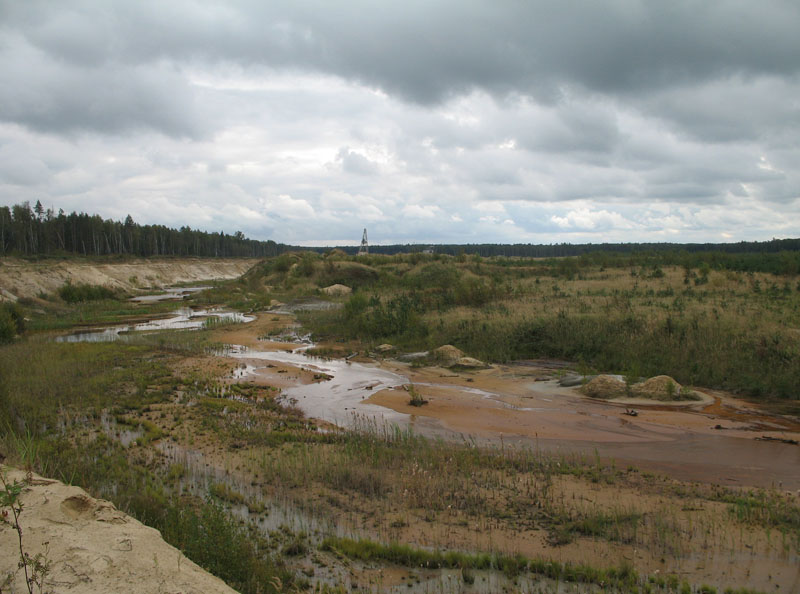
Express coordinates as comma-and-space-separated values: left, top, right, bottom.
129, 286, 210, 303
56, 307, 254, 342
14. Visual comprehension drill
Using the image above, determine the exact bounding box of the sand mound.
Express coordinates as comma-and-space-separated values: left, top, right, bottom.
579, 375, 627, 399
432, 345, 464, 366
579, 374, 698, 402
632, 375, 687, 400
0, 466, 236, 594
321, 283, 352, 296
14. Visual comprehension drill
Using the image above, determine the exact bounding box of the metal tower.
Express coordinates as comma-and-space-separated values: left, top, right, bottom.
357, 228, 368, 256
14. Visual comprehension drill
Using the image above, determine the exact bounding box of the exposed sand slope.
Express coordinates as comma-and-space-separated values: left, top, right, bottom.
0, 257, 258, 301
0, 466, 237, 594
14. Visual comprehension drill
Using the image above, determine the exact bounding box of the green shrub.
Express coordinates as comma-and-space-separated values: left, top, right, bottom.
0, 302, 25, 343
58, 282, 118, 303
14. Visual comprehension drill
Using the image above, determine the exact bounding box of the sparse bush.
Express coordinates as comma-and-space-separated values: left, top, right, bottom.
57, 281, 117, 303
0, 302, 25, 343
407, 384, 427, 407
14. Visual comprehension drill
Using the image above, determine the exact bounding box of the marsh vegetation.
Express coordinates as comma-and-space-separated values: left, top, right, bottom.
2, 249, 799, 592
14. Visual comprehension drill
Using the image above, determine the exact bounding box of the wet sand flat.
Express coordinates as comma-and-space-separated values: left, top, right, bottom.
215, 318, 800, 491
365, 368, 800, 490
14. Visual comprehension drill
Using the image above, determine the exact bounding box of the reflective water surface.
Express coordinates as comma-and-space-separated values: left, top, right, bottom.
56, 308, 254, 342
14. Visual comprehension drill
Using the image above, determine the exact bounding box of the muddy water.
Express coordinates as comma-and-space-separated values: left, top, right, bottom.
56, 308, 254, 342
225, 340, 800, 491
156, 441, 343, 536
100, 413, 144, 448
155, 440, 591, 594
228, 345, 442, 434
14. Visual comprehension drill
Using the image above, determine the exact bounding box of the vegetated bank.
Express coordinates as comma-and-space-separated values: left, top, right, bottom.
232, 249, 800, 404
2, 333, 796, 593
1, 273, 797, 593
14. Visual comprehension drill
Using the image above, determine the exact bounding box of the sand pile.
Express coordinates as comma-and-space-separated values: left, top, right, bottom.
580, 374, 697, 401
632, 375, 682, 399
432, 345, 464, 366
0, 466, 236, 594
579, 375, 627, 399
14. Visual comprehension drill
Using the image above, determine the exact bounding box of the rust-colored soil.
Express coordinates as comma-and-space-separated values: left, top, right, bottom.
360, 361, 800, 490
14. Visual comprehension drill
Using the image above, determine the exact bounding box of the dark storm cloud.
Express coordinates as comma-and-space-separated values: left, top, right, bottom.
4, 0, 799, 137
0, 32, 202, 137
0, 0, 797, 244
238, 1, 800, 106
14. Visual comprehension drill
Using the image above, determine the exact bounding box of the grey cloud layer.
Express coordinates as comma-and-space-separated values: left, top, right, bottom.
0, 0, 798, 243
4, 1, 800, 135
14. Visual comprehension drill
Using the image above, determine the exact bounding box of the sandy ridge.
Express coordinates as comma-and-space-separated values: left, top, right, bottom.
0, 257, 258, 301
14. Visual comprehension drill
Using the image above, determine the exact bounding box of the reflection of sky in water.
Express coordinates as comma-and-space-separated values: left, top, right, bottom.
227, 345, 449, 440
56, 308, 254, 343
129, 286, 210, 303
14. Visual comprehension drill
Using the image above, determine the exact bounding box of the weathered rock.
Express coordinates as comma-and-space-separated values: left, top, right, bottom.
375, 343, 394, 353
321, 284, 352, 296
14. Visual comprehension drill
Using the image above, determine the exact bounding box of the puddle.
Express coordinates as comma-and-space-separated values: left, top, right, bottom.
56, 308, 255, 342
129, 286, 210, 303
156, 441, 348, 537
231, 362, 258, 379
224, 340, 800, 491
100, 412, 145, 447
153, 440, 600, 593
261, 329, 313, 345
229, 345, 414, 428
269, 298, 342, 315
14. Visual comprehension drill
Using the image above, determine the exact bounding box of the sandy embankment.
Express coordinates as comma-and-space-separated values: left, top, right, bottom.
0, 466, 236, 594
0, 257, 258, 301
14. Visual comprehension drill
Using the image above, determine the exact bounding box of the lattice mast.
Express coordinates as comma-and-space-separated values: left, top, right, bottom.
357, 228, 369, 256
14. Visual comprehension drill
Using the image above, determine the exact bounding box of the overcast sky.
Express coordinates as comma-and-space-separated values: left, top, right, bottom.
1, 1, 799, 246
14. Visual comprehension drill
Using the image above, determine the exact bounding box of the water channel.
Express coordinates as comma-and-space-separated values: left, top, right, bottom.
55, 307, 255, 342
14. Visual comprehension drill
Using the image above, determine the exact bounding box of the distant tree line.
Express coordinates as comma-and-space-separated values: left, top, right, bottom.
323, 239, 800, 275
2, 200, 798, 274
0, 201, 285, 258
327, 238, 800, 258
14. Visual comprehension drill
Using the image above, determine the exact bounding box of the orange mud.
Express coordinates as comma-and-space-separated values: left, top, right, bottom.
212, 314, 800, 490
150, 313, 800, 592
365, 362, 800, 490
